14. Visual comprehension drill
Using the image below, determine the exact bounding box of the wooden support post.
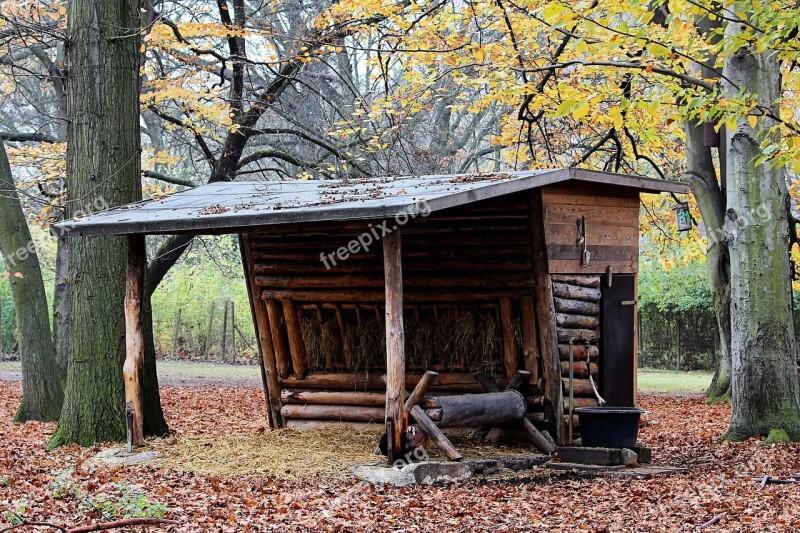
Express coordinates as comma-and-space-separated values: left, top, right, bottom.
529, 190, 565, 445
505, 370, 531, 392
123, 235, 146, 449
499, 298, 519, 378
240, 235, 283, 428
383, 229, 406, 465
266, 299, 291, 378
282, 298, 308, 378
409, 405, 463, 461
404, 370, 438, 411
519, 296, 540, 383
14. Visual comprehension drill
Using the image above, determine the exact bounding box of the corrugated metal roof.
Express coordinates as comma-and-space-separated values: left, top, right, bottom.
53, 167, 689, 237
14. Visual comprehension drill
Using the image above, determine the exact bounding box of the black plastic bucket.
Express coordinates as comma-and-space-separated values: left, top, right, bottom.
575, 407, 644, 448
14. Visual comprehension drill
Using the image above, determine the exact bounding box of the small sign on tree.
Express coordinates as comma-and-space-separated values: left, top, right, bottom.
674, 202, 692, 232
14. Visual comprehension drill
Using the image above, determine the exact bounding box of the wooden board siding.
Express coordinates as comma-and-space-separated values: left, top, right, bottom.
541, 183, 640, 274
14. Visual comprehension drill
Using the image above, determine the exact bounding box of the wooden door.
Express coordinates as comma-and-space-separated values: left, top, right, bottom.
600, 273, 636, 406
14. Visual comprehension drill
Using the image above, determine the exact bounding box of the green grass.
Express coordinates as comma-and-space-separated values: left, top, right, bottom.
637, 368, 712, 395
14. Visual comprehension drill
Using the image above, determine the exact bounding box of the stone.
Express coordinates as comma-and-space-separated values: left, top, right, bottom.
620, 448, 638, 466
556, 446, 638, 466
413, 462, 474, 485
500, 456, 549, 471
352, 461, 476, 487
89, 448, 160, 467
626, 445, 652, 464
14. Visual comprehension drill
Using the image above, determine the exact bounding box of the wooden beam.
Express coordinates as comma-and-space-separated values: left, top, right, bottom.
519, 296, 540, 383
499, 298, 520, 378
265, 299, 291, 378
383, 229, 406, 464
409, 405, 462, 461
123, 235, 146, 448
529, 190, 565, 445
404, 370, 438, 411
282, 298, 308, 378
240, 234, 283, 428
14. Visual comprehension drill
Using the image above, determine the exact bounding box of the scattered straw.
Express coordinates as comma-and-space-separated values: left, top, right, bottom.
149, 427, 381, 480
147, 428, 542, 481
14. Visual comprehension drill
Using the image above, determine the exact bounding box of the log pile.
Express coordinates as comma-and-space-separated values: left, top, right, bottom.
553, 274, 602, 428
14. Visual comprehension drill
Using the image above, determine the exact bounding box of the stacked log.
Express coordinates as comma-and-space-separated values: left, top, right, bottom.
520, 274, 602, 431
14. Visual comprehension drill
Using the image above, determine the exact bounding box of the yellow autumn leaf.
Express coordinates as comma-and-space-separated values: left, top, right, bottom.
573, 100, 590, 120
610, 107, 623, 129
748, 115, 758, 128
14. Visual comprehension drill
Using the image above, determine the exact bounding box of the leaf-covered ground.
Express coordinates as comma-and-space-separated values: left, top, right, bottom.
2, 381, 799, 532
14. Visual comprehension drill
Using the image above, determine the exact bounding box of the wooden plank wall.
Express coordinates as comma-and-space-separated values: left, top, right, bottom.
541, 183, 640, 274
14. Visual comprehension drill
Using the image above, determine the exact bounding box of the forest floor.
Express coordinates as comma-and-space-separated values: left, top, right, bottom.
2, 368, 798, 532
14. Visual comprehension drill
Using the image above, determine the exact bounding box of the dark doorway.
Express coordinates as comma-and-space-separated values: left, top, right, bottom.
600, 273, 636, 406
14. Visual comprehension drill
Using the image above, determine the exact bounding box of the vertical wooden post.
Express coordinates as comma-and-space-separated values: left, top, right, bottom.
266, 299, 291, 378
499, 298, 519, 378
383, 229, 405, 464
520, 296, 540, 383
282, 298, 308, 378
123, 234, 146, 448
240, 235, 283, 428
529, 190, 564, 445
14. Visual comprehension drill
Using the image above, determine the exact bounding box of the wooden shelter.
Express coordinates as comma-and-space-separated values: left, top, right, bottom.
54, 168, 688, 456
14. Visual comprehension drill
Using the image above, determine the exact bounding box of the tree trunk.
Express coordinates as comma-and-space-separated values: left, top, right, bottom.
49, 0, 146, 447
722, 39, 800, 441
0, 141, 63, 422
52, 236, 69, 377
683, 119, 732, 403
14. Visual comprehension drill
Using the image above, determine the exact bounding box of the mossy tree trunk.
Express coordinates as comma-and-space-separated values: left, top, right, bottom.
722, 37, 800, 441
49, 0, 150, 447
0, 141, 64, 422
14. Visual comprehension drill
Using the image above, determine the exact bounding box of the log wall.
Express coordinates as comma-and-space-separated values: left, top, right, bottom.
241, 183, 639, 432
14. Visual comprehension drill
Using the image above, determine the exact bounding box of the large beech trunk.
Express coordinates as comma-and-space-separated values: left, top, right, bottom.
0, 142, 64, 422
722, 40, 800, 441
49, 0, 148, 447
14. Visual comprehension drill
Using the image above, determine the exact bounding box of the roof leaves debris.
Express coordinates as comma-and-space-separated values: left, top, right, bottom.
52, 168, 689, 237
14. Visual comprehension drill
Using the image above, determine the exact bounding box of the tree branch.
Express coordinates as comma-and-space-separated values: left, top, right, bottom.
143, 170, 195, 187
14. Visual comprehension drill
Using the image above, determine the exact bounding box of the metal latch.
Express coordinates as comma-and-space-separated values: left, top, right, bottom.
577, 216, 590, 266
621, 300, 637, 306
